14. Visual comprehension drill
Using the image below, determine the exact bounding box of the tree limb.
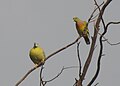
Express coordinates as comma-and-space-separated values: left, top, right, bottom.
15, 37, 80, 86
87, 0, 106, 85
77, 42, 82, 78
88, 1, 120, 85
81, 0, 112, 82
75, 42, 82, 86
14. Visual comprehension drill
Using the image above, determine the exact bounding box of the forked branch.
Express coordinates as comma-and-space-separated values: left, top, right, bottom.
81, 0, 112, 83
88, 1, 120, 85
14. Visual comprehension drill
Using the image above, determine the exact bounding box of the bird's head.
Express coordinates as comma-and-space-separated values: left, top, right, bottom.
33, 42, 39, 48
73, 17, 79, 22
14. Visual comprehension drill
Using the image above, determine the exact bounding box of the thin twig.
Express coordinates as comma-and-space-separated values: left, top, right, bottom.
106, 21, 120, 28
94, 83, 99, 86
43, 66, 78, 83
40, 66, 44, 86
105, 21, 120, 46
15, 37, 80, 86
98, 32, 120, 46
88, 1, 104, 24
77, 42, 82, 77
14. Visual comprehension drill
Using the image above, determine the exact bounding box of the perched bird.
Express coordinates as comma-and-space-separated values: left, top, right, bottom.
29, 43, 46, 66
73, 17, 90, 45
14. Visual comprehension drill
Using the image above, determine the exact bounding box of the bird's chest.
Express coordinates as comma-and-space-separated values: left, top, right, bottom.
76, 24, 85, 36
30, 49, 41, 57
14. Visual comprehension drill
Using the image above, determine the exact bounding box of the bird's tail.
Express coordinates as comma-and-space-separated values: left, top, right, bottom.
84, 36, 90, 45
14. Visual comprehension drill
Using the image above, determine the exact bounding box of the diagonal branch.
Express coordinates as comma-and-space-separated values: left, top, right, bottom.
88, 1, 104, 24
45, 37, 80, 61
15, 65, 40, 86
15, 37, 80, 86
87, 0, 106, 85
88, 1, 120, 86
81, 0, 112, 82
87, 19, 120, 86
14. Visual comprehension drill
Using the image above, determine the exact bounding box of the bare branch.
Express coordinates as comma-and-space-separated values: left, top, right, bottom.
103, 39, 120, 46
87, 0, 106, 85
94, 83, 99, 86
15, 37, 80, 86
105, 21, 120, 46
98, 32, 120, 45
87, 0, 112, 85
88, 11, 120, 86
88, 22, 120, 86
43, 66, 78, 83
45, 37, 80, 61
74, 79, 82, 86
94, 0, 106, 28
106, 21, 120, 28
15, 65, 40, 86
75, 42, 82, 86
77, 42, 82, 77
88, 2, 104, 24
40, 66, 45, 86
81, 0, 112, 83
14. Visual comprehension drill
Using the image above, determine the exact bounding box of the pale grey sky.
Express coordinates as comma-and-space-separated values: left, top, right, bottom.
0, 0, 120, 86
